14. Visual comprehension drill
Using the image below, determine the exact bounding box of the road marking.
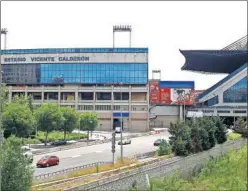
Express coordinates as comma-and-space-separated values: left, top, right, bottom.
71, 155, 80, 158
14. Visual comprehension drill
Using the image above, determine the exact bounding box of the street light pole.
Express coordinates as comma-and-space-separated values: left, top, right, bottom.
0, 57, 3, 191
120, 83, 123, 163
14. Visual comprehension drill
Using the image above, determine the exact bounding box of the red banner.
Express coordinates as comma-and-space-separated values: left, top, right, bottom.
149, 81, 160, 104
159, 88, 171, 104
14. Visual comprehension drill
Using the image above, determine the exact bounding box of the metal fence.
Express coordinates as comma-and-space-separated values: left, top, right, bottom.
34, 161, 111, 180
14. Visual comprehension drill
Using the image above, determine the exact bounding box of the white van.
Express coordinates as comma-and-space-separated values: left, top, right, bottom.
115, 127, 121, 133
21, 146, 34, 163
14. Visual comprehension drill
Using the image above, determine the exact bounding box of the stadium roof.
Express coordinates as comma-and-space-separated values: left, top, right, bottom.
180, 35, 248, 74
180, 50, 248, 74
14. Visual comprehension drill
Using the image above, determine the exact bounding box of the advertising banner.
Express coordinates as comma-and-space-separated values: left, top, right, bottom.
149, 81, 160, 104
159, 88, 171, 105
158, 88, 204, 105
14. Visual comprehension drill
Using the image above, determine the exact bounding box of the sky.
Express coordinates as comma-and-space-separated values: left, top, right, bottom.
1, 1, 247, 90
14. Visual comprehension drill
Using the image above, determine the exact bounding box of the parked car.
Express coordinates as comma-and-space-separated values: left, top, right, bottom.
118, 138, 131, 145
37, 155, 60, 167
21, 146, 33, 163
153, 139, 166, 146
51, 139, 67, 146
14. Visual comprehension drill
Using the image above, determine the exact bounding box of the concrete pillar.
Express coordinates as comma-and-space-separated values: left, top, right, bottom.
129, 85, 132, 131
179, 105, 183, 121
25, 86, 28, 98
93, 86, 96, 111
75, 86, 78, 111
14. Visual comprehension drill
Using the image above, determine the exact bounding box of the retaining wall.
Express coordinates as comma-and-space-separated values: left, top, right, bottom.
65, 138, 246, 191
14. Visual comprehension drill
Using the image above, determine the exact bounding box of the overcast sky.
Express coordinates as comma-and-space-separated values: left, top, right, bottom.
1, 1, 247, 90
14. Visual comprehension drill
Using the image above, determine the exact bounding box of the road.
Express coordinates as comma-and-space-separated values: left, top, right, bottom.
33, 131, 171, 176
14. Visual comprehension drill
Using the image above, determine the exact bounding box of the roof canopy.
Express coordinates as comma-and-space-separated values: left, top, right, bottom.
180, 50, 248, 74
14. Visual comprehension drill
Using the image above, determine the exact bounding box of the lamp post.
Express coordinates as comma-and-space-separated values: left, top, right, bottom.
113, 25, 132, 48
119, 82, 123, 163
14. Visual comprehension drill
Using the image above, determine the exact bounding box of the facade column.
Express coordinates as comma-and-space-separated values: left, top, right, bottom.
41, 85, 44, 104
111, 85, 114, 131
75, 86, 78, 110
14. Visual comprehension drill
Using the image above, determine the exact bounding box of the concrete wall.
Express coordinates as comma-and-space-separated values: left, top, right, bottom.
66, 139, 246, 191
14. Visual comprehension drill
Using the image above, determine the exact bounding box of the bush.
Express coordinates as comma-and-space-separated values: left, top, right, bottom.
158, 140, 172, 156
22, 138, 42, 144
214, 117, 227, 144
36, 131, 87, 143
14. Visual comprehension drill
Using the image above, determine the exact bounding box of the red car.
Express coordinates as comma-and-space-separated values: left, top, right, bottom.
36, 155, 60, 168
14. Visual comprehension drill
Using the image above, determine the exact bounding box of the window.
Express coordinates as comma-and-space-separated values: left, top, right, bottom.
95, 105, 112, 110
114, 92, 129, 100
223, 77, 247, 103
113, 105, 129, 111
96, 92, 111, 100
80, 92, 93, 100
78, 105, 93, 110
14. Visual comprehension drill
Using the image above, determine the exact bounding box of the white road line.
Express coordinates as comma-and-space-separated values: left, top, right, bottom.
70, 155, 80, 158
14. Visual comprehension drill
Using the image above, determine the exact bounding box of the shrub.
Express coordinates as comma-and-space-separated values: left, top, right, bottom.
214, 117, 227, 144
36, 131, 87, 143
158, 140, 172, 156
169, 121, 192, 156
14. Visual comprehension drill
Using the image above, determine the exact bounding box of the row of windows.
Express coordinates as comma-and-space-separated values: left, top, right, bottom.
77, 105, 148, 111
40, 77, 147, 84
40, 71, 147, 78
41, 63, 148, 71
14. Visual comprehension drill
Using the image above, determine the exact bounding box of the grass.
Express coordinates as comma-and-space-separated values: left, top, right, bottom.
227, 132, 242, 141
144, 146, 247, 191
36, 131, 87, 143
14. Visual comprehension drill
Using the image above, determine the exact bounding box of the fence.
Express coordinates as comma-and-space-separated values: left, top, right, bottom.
34, 161, 111, 180
65, 138, 246, 191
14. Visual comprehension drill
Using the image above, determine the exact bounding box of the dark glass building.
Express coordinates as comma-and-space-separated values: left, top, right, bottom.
1, 48, 148, 85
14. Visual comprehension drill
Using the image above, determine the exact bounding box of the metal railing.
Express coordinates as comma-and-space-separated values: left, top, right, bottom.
34, 161, 111, 180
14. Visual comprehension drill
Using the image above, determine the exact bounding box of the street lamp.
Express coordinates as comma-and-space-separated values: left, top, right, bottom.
119, 82, 124, 163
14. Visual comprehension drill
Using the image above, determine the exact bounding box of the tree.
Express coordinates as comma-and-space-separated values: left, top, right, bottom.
168, 121, 192, 156
60, 107, 79, 140
235, 117, 247, 129
79, 112, 98, 142
0, 83, 8, 112
0, 136, 34, 191
158, 139, 172, 156
214, 116, 227, 144
2, 103, 35, 138
35, 104, 64, 145
12, 94, 34, 114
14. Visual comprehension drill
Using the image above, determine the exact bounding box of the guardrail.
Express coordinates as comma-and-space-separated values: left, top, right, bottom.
34, 161, 111, 180
33, 150, 157, 180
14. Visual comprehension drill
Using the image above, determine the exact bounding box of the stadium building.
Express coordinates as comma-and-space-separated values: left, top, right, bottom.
180, 35, 247, 122
1, 48, 150, 132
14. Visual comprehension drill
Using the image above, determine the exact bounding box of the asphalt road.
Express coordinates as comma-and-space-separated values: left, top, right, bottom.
33, 131, 171, 176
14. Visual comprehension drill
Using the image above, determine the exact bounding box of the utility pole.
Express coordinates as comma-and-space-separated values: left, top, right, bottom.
120, 83, 123, 163
111, 131, 116, 164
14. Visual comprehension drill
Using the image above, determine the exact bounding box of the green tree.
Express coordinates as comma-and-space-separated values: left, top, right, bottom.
214, 116, 227, 144
12, 94, 34, 114
0, 136, 34, 191
60, 106, 79, 140
79, 112, 98, 142
35, 103, 64, 145
235, 117, 247, 129
2, 103, 35, 138
168, 121, 192, 156
0, 83, 8, 112
158, 139, 172, 156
